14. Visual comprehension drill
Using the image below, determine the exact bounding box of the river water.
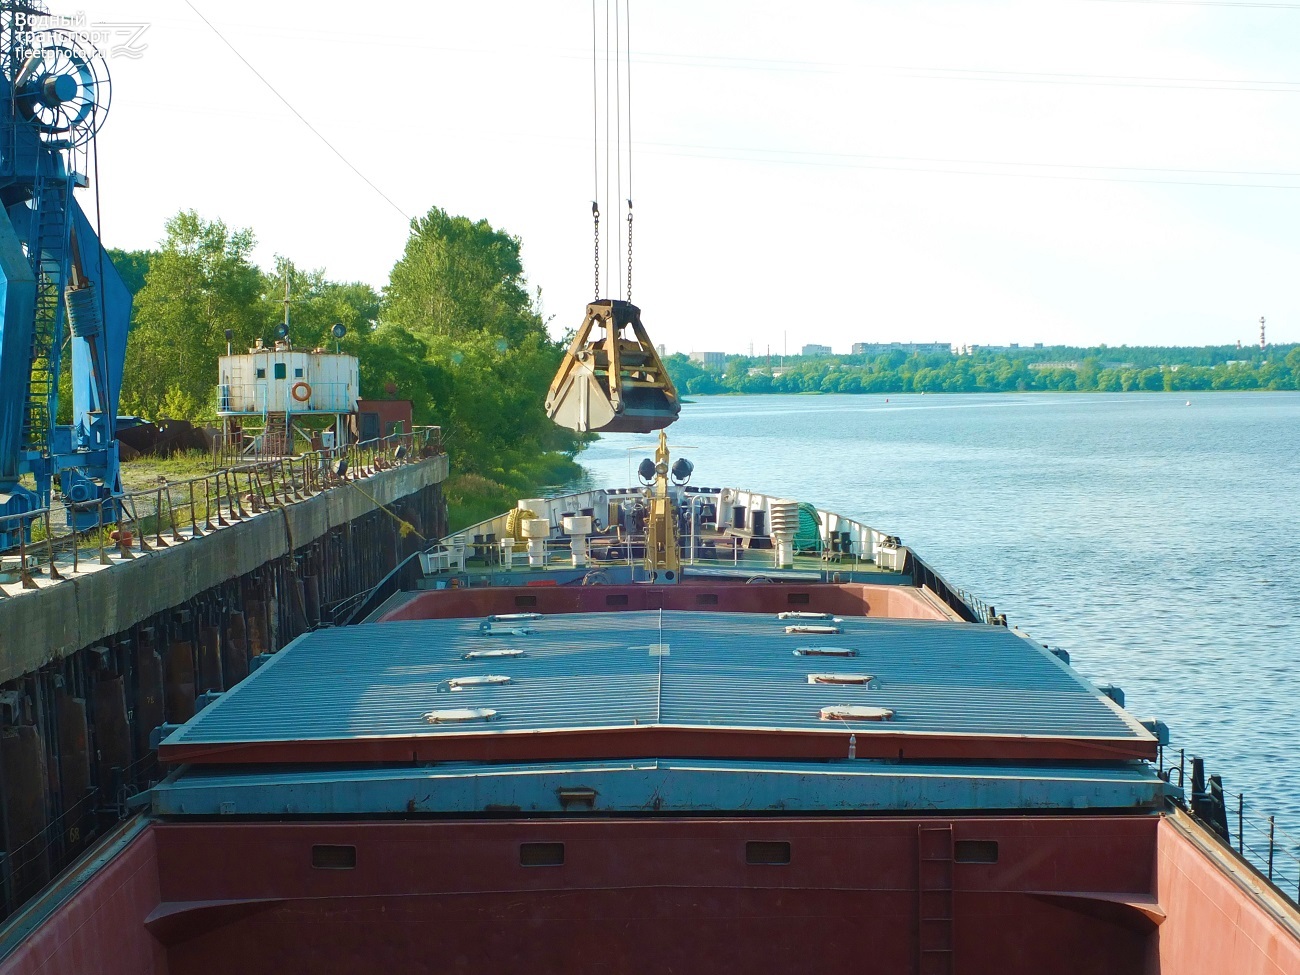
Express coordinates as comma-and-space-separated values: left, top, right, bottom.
572, 391, 1300, 834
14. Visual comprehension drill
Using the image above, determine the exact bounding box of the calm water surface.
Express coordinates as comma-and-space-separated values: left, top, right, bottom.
572, 392, 1300, 829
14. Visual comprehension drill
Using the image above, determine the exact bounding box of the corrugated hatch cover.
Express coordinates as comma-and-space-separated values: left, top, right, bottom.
157, 612, 1156, 765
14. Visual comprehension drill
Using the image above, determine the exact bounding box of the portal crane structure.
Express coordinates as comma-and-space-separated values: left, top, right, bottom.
0, 4, 131, 549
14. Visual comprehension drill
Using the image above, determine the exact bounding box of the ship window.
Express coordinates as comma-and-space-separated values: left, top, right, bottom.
294, 367, 304, 378
311, 845, 357, 870
954, 840, 999, 864
520, 842, 565, 866
786, 592, 811, 605
514, 594, 538, 608
605, 594, 629, 607
255, 367, 266, 379
274, 363, 287, 380
746, 841, 791, 865
696, 593, 719, 605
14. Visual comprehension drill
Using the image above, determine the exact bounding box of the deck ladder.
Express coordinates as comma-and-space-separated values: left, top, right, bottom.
917, 824, 955, 975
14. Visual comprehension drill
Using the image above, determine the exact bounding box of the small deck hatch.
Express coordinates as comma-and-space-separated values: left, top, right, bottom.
462, 648, 524, 660
786, 624, 842, 635
448, 675, 511, 691
423, 707, 498, 724
793, 647, 857, 657
820, 705, 894, 722
807, 673, 875, 685
778, 611, 840, 621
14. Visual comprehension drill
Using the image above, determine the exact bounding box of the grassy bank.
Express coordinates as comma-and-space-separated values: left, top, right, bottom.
114, 447, 586, 537
446, 451, 585, 531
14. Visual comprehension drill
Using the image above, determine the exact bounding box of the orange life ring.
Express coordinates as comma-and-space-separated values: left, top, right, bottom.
290, 381, 312, 402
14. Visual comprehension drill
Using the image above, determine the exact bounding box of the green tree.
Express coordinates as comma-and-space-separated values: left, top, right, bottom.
380, 206, 584, 479
120, 211, 265, 418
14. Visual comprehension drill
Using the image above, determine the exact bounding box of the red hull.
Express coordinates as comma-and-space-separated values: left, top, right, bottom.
7, 810, 1299, 975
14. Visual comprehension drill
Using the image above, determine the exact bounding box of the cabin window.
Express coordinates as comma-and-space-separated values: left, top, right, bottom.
954, 840, 999, 864
786, 593, 811, 605
311, 845, 357, 870
746, 841, 791, 865
255, 367, 266, 379
294, 367, 304, 378
520, 842, 565, 866
274, 363, 287, 380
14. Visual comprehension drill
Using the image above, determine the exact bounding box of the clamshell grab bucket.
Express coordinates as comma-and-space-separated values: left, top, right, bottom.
545, 299, 681, 434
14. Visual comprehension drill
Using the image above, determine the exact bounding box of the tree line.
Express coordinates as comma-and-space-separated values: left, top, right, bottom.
104, 207, 589, 519
665, 345, 1300, 396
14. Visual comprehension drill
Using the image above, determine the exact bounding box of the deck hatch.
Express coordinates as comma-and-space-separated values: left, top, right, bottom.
448, 675, 512, 691
423, 707, 498, 723
158, 611, 1158, 767
820, 705, 894, 721
462, 648, 524, 660
808, 673, 875, 685
794, 646, 857, 657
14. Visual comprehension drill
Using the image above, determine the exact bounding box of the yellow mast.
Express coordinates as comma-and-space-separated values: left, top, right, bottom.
643, 431, 680, 574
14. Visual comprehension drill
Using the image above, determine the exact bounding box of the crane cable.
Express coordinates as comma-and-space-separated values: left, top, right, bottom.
591, 0, 635, 302
591, 0, 600, 299
625, 0, 634, 301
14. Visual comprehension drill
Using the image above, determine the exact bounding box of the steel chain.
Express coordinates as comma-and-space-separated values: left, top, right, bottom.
626, 199, 633, 301
592, 201, 601, 300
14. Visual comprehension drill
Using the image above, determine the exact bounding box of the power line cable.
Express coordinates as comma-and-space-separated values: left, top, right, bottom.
182, 1, 411, 223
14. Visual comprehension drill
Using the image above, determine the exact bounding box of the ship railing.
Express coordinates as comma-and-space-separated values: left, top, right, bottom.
1160, 747, 1300, 908
1234, 795, 1300, 905
0, 431, 435, 573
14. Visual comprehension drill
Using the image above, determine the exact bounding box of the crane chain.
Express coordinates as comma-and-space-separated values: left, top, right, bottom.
626, 199, 633, 301
592, 201, 601, 300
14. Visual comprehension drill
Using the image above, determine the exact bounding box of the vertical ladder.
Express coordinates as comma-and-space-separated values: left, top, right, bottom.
21, 174, 71, 453
917, 824, 955, 975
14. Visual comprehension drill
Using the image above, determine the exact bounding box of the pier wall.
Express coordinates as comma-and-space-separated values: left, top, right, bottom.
0, 456, 447, 919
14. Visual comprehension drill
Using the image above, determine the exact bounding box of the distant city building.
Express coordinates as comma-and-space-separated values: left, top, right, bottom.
965, 342, 1045, 354
801, 344, 833, 357
851, 342, 954, 356
689, 351, 727, 370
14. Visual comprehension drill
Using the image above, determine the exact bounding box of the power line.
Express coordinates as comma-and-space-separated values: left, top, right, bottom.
182, 1, 411, 223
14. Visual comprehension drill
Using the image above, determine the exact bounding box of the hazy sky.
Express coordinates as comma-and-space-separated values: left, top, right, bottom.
60, 0, 1300, 353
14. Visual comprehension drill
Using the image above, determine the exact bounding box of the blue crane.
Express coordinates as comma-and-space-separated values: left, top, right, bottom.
0, 10, 132, 549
